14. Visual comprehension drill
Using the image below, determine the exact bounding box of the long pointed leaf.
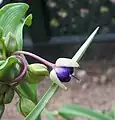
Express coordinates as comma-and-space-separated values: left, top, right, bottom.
72, 27, 99, 62
58, 104, 113, 120
25, 83, 58, 120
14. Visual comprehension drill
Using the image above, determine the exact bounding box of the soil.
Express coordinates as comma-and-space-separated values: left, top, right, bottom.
2, 60, 115, 120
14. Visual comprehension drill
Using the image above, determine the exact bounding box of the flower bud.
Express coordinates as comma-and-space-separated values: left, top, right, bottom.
26, 63, 49, 84
19, 97, 36, 117
5, 32, 18, 54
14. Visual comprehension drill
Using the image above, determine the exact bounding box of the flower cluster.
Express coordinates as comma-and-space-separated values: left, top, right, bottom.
12, 27, 99, 90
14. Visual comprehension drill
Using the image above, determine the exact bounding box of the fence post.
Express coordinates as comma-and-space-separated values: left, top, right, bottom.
31, 0, 50, 44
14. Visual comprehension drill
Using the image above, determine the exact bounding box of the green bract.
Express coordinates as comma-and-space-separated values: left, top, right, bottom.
19, 97, 36, 117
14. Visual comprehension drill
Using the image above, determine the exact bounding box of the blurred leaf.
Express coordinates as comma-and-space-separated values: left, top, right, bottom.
0, 3, 31, 50
25, 83, 58, 120
50, 18, 59, 27
43, 109, 56, 120
100, 6, 109, 13
17, 82, 37, 104
104, 111, 115, 119
0, 104, 4, 119
59, 113, 73, 120
105, 107, 115, 119
0, 56, 19, 82
26, 63, 49, 84
45, 112, 55, 120
19, 96, 36, 117
58, 104, 113, 120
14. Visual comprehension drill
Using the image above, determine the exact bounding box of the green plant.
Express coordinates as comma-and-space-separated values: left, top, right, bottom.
44, 104, 115, 120
0, 2, 108, 120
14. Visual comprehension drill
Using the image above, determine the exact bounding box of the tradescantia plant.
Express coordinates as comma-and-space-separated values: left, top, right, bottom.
0, 2, 112, 120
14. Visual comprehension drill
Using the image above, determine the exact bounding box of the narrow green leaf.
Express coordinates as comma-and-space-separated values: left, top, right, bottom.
59, 113, 73, 120
0, 104, 4, 119
72, 27, 99, 62
0, 3, 31, 49
25, 83, 58, 120
17, 82, 37, 104
58, 104, 113, 120
105, 107, 115, 119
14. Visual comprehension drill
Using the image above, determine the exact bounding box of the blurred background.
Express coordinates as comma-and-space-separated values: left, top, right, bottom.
1, 0, 115, 120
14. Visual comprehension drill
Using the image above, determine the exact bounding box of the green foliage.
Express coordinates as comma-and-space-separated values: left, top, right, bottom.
43, 104, 115, 120
0, 2, 110, 120
0, 3, 36, 119
0, 56, 19, 82
0, 3, 31, 50
58, 104, 113, 120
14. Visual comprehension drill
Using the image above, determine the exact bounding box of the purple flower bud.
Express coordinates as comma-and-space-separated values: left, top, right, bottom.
55, 67, 73, 82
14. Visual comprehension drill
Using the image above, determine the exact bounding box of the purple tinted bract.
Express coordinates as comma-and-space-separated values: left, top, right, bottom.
55, 67, 73, 82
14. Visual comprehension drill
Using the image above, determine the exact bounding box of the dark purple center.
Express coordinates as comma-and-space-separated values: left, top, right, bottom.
55, 67, 73, 82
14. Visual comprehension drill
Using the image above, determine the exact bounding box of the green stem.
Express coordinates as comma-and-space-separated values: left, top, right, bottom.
25, 83, 59, 120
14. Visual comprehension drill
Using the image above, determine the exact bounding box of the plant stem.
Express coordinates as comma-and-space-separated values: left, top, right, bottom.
13, 55, 28, 82
13, 51, 54, 68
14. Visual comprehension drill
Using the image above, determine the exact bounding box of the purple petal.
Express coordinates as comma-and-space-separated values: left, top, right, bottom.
55, 67, 73, 82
